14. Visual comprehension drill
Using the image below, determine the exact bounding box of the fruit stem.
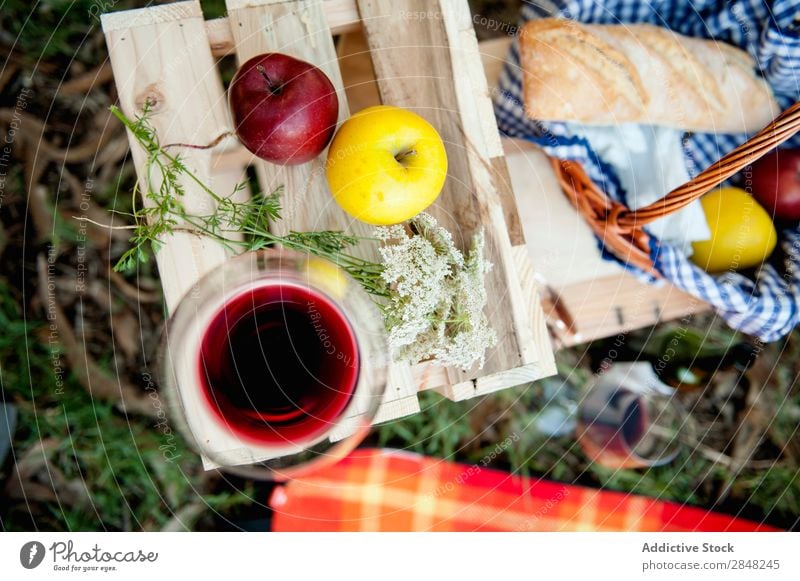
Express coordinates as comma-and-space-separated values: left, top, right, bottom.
394, 149, 417, 164
256, 64, 283, 95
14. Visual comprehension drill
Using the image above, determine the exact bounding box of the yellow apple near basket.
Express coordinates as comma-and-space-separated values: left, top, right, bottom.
325, 105, 448, 225
691, 187, 778, 273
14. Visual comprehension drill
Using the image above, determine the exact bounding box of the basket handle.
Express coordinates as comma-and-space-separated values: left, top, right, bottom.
550, 101, 800, 275
615, 101, 800, 230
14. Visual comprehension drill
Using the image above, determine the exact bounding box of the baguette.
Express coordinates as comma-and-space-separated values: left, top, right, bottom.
519, 19, 779, 133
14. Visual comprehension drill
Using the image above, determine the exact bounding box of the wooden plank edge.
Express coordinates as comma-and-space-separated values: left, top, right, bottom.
103, 0, 361, 50
328, 394, 422, 441
333, 360, 551, 438
553, 275, 712, 348
436, 1, 542, 370
433, 363, 545, 402
511, 245, 557, 372
100, 0, 201, 31
101, 0, 236, 312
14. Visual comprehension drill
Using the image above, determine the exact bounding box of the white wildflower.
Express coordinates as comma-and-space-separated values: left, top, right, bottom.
432, 231, 497, 369
375, 213, 497, 370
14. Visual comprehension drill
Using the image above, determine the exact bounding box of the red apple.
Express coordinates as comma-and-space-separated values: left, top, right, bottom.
228, 53, 338, 165
750, 149, 800, 222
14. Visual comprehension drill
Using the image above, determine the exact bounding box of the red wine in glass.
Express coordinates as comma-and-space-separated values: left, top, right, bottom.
577, 363, 684, 469
578, 388, 648, 461
577, 385, 654, 469
198, 282, 360, 446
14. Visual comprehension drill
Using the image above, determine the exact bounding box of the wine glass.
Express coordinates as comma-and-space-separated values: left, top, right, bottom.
576, 363, 685, 469
160, 249, 388, 480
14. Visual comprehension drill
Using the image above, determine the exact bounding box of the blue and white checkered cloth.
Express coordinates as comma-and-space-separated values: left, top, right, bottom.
494, 0, 800, 341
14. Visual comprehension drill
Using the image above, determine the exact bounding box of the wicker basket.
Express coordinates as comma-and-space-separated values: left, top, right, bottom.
550, 101, 800, 276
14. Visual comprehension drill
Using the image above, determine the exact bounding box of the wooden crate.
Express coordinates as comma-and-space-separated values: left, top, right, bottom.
100, 0, 557, 464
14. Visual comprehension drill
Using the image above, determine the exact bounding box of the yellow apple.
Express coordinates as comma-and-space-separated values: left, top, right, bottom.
691, 187, 777, 273
325, 105, 448, 225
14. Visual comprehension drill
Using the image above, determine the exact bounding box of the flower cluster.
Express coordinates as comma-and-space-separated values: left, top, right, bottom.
375, 213, 497, 370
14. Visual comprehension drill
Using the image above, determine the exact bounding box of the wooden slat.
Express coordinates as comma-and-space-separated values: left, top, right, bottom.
223, 0, 420, 428
225, 0, 355, 235
101, 0, 237, 313
356, 0, 555, 392
544, 275, 710, 347
206, 0, 361, 57
102, 1, 274, 469
335, 30, 380, 113
435, 364, 543, 401
101, 1, 203, 31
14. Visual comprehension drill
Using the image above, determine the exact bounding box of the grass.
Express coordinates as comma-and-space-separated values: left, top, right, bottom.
0, 0, 227, 67
0, 278, 250, 531
1, 0, 118, 61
